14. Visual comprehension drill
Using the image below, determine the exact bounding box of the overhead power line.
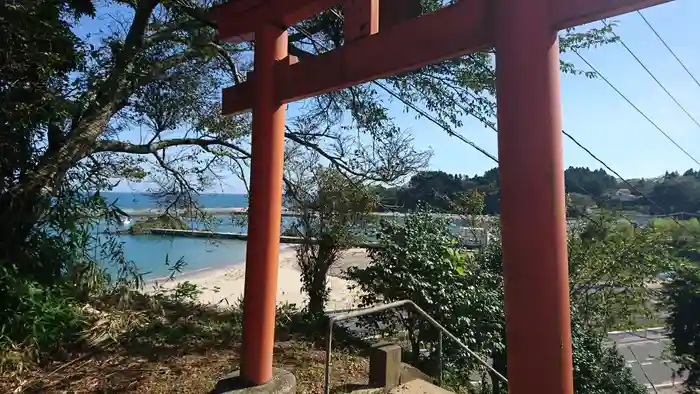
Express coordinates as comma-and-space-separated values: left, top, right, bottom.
372, 82, 499, 163
289, 14, 684, 227
601, 20, 700, 132
573, 50, 700, 168
636, 10, 700, 91
290, 22, 500, 164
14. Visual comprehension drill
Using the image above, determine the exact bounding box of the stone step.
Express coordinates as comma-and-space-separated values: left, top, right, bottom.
348, 379, 453, 394
387, 379, 454, 393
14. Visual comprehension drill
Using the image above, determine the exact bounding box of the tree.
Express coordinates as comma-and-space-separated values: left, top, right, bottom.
284, 157, 379, 314
565, 166, 617, 198
348, 206, 663, 393
345, 207, 504, 378
567, 216, 674, 331
1, 0, 618, 262
650, 176, 700, 214
570, 321, 648, 394
664, 264, 700, 393
1, 0, 430, 283
0, 0, 620, 359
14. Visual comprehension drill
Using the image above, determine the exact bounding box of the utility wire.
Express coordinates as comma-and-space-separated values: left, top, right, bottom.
291, 23, 500, 164
372, 82, 498, 163
601, 20, 700, 132
304, 12, 606, 223
562, 130, 670, 218
573, 50, 700, 167
469, 58, 689, 228
463, 47, 683, 226
291, 14, 678, 227
637, 10, 700, 91
423, 52, 672, 227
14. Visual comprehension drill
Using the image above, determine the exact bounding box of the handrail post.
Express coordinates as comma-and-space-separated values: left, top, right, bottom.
324, 317, 334, 394
437, 330, 443, 386
322, 300, 507, 394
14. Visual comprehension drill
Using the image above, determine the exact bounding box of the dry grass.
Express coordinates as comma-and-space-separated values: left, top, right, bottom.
3, 340, 369, 394
0, 296, 372, 394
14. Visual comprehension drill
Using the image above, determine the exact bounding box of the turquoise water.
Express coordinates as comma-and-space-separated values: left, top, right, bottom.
98, 192, 258, 279
95, 192, 475, 279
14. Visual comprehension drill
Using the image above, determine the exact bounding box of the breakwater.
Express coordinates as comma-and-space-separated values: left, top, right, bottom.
120, 207, 488, 221
114, 228, 487, 249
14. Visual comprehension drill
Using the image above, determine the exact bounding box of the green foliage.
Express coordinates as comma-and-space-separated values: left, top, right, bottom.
129, 215, 190, 234
664, 264, 700, 393
346, 207, 503, 375
568, 216, 675, 331
651, 218, 700, 261
285, 166, 379, 314
0, 274, 88, 362
571, 322, 647, 394
565, 167, 618, 198
377, 166, 700, 217
349, 206, 662, 393
649, 176, 700, 214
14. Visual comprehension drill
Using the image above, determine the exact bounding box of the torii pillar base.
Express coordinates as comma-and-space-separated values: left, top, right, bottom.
210, 369, 296, 394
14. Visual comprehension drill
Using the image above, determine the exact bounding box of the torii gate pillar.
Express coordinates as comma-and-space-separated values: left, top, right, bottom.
213, 0, 672, 391
495, 0, 573, 392
240, 25, 288, 385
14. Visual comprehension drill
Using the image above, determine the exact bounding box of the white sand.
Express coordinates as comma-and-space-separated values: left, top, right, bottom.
149, 247, 368, 311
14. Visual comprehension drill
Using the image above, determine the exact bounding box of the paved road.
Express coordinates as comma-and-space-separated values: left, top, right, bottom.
607, 328, 683, 391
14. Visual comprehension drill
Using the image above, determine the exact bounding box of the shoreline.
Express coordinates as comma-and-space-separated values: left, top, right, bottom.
143, 244, 296, 284
148, 246, 370, 310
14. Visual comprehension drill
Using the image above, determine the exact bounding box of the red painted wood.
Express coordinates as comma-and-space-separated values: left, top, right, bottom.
220, 0, 671, 114
222, 0, 489, 114
343, 0, 379, 42
214, 0, 338, 42
379, 0, 421, 30
215, 0, 674, 388
213, 0, 669, 43
495, 0, 573, 393
239, 24, 288, 385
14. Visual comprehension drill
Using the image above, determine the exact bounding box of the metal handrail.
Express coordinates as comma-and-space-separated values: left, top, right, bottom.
323, 299, 508, 394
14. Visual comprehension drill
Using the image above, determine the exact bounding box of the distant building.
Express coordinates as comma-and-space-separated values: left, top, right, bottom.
611, 188, 639, 202
455, 227, 490, 248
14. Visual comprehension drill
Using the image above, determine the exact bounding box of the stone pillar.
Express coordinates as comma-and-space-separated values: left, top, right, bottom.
368, 343, 402, 389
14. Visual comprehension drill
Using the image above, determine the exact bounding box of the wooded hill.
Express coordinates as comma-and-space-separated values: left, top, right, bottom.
376, 167, 700, 215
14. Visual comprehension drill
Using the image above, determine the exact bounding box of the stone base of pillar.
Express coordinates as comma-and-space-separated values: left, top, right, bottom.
210, 368, 296, 394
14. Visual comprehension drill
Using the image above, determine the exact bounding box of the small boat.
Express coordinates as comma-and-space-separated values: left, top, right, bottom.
122, 217, 132, 227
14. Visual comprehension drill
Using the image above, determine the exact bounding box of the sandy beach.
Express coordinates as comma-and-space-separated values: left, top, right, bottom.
149, 247, 370, 311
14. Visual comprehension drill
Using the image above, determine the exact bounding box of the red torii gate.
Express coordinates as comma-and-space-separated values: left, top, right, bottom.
213, 0, 670, 392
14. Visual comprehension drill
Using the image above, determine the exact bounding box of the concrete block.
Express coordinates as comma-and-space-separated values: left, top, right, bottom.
368, 343, 402, 389
399, 363, 433, 385
210, 368, 296, 394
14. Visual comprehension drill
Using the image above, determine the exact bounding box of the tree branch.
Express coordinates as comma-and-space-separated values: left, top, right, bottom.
93, 138, 251, 158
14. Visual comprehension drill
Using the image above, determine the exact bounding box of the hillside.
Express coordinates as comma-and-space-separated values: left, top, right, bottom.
375, 167, 700, 216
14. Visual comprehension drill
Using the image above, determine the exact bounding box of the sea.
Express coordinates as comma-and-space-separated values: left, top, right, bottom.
96, 192, 270, 280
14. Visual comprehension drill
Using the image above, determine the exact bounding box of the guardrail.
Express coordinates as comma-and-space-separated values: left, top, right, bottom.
323, 299, 507, 394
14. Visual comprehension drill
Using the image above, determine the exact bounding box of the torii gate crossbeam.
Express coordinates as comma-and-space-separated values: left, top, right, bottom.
212, 0, 671, 392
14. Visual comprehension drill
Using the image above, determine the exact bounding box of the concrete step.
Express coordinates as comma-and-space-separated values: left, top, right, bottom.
349, 379, 453, 394
388, 380, 453, 393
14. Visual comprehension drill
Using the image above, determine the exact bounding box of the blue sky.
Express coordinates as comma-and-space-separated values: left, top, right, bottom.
411, 0, 700, 180
79, 1, 700, 193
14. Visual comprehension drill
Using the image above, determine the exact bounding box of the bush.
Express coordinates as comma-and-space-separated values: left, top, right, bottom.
346, 208, 503, 376
0, 269, 89, 365
348, 208, 654, 393
571, 321, 647, 394
664, 264, 700, 393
